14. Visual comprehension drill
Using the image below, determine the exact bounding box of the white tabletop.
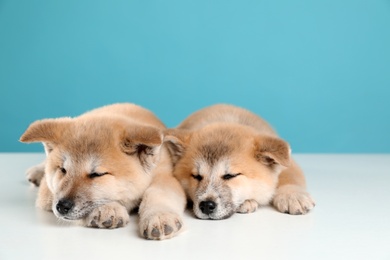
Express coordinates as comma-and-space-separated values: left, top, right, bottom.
0, 153, 389, 260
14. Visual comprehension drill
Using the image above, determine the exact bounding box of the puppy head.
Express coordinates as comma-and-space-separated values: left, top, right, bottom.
20, 116, 163, 221
165, 124, 290, 220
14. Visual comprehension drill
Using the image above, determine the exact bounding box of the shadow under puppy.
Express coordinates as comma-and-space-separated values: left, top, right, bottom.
20, 103, 185, 240
165, 104, 315, 220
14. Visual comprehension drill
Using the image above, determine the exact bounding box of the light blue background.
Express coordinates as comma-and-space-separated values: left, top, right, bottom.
1, 0, 389, 153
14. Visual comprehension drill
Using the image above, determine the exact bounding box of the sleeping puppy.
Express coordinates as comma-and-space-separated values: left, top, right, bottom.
165, 104, 315, 220
20, 103, 185, 240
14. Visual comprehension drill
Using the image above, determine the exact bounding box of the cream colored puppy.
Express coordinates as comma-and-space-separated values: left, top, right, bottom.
20, 103, 185, 240
165, 104, 315, 220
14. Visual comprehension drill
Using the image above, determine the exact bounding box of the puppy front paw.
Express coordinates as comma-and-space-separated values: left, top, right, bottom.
26, 163, 45, 186
273, 185, 315, 215
85, 203, 130, 229
237, 199, 258, 213
140, 212, 183, 240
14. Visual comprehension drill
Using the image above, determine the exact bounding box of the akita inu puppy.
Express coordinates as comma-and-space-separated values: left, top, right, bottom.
20, 103, 185, 240
165, 104, 315, 220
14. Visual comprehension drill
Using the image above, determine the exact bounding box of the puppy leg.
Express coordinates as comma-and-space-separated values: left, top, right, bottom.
237, 199, 259, 214
84, 202, 130, 229
26, 161, 45, 186
139, 171, 186, 240
36, 175, 53, 211
272, 159, 315, 215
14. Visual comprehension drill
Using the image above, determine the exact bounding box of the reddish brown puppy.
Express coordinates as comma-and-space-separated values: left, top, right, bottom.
165, 104, 315, 220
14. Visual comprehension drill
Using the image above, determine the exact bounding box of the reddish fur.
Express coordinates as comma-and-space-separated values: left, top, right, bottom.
166, 104, 315, 218
20, 103, 186, 239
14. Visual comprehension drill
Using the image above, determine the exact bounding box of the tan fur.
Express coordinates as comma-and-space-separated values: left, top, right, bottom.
165, 104, 315, 219
20, 103, 186, 240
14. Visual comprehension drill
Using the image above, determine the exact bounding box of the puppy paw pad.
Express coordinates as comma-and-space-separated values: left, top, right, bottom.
89, 220, 99, 228
141, 212, 183, 240
163, 224, 174, 236
85, 204, 129, 229
151, 227, 161, 238
102, 217, 113, 228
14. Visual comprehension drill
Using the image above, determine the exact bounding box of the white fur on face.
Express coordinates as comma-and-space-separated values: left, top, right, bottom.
190, 156, 279, 219
191, 158, 237, 219
49, 154, 112, 221
194, 158, 228, 200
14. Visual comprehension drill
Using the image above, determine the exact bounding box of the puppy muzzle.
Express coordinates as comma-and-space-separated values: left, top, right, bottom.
53, 198, 94, 221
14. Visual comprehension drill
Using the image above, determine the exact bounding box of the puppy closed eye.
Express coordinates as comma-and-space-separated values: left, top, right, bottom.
191, 174, 203, 181
89, 172, 109, 179
59, 167, 67, 175
222, 173, 241, 180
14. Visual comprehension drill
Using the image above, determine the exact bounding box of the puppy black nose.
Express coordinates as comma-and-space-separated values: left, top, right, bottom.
56, 199, 74, 215
199, 200, 216, 214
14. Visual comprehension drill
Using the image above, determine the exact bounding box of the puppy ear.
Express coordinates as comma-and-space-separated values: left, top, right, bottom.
121, 126, 163, 170
163, 129, 192, 165
20, 118, 72, 152
254, 135, 291, 169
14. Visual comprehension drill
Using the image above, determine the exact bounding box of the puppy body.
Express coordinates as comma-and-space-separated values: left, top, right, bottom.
21, 103, 185, 239
166, 104, 315, 220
